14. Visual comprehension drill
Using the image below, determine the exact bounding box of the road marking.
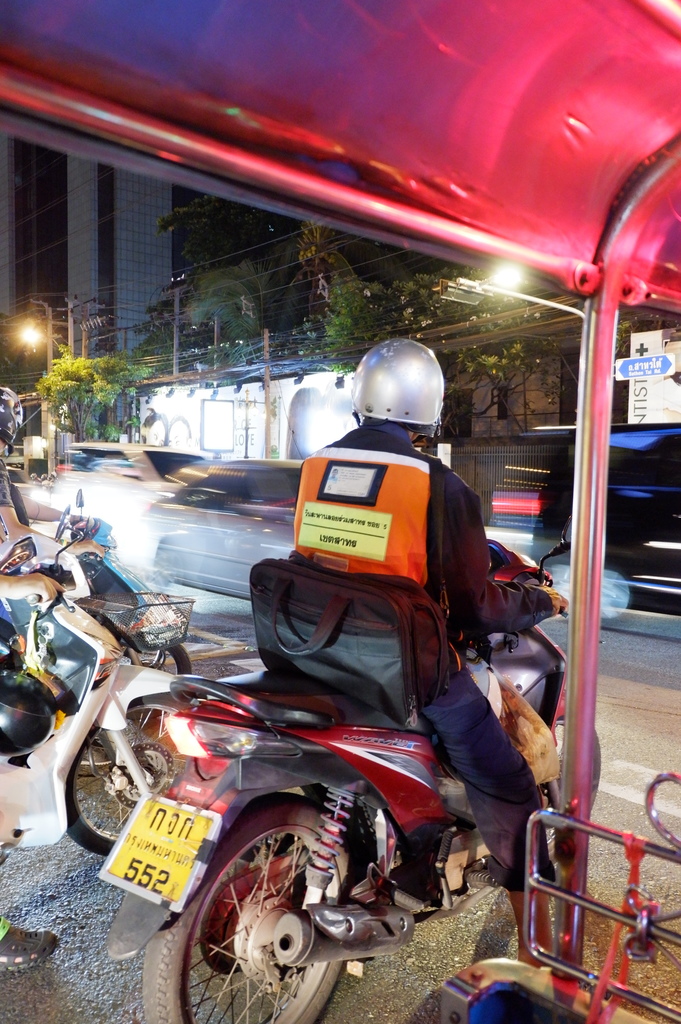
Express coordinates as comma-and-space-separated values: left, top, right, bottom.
599, 782, 681, 820
185, 630, 255, 658
601, 759, 681, 819
188, 628, 237, 644
187, 644, 252, 661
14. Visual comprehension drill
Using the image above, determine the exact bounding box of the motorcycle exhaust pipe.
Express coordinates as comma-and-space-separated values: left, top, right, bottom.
273, 903, 414, 967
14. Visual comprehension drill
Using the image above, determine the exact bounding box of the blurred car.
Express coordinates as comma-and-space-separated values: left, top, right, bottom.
487, 423, 681, 615
56, 443, 206, 494
145, 459, 301, 597
52, 443, 208, 565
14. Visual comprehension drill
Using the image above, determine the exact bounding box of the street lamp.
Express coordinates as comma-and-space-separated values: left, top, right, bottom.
20, 324, 43, 347
437, 270, 585, 438
438, 274, 585, 319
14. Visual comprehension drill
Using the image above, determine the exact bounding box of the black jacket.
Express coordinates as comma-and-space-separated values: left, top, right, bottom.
330, 421, 553, 637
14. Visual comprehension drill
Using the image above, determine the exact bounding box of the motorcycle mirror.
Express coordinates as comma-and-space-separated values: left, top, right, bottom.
76, 489, 84, 511
537, 516, 572, 581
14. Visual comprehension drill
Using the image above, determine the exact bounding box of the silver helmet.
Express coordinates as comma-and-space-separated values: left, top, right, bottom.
351, 339, 444, 437
0, 388, 23, 453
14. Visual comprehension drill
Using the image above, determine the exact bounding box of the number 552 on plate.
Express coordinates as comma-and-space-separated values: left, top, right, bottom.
100, 795, 222, 912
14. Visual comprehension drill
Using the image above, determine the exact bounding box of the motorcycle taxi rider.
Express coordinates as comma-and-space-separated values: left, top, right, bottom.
294, 339, 568, 965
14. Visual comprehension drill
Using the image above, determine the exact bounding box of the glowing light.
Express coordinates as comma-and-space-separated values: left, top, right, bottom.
166, 715, 208, 758
634, 573, 681, 583
20, 324, 43, 345
491, 492, 552, 517
491, 266, 523, 288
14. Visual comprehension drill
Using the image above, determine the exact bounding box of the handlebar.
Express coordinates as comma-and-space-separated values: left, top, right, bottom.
69, 516, 103, 542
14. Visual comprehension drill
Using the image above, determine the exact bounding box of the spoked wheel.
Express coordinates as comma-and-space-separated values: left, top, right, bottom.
65, 696, 186, 856
143, 797, 348, 1024
129, 644, 192, 675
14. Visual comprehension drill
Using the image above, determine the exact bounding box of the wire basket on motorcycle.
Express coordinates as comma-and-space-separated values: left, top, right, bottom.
75, 593, 195, 653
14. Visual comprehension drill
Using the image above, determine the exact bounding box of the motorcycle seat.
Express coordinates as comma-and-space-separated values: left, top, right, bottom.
170, 669, 435, 735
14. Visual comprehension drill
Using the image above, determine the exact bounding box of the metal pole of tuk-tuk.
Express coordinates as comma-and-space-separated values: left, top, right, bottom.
556, 132, 681, 967
556, 281, 619, 964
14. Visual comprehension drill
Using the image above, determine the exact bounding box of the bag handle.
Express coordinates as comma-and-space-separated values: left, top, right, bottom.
429, 459, 450, 619
270, 577, 350, 655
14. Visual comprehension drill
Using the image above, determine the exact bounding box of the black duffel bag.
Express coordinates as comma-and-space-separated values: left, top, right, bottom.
250, 552, 449, 725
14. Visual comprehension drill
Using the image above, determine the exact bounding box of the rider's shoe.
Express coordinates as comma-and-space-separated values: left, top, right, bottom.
464, 859, 500, 890
0, 917, 57, 970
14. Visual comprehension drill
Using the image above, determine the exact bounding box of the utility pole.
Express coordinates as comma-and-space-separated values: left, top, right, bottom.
30, 298, 55, 471
82, 302, 90, 360
244, 389, 251, 459
80, 298, 105, 358
45, 305, 53, 372
263, 327, 272, 458
66, 296, 76, 356
164, 280, 186, 377
173, 287, 180, 376
56, 296, 80, 356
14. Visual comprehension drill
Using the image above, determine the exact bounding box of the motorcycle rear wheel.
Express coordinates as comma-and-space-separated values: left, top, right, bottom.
143, 796, 348, 1024
65, 695, 185, 856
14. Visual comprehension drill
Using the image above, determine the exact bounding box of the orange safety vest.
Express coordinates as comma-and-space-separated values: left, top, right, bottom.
294, 445, 432, 585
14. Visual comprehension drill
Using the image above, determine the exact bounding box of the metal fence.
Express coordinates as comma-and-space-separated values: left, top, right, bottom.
448, 445, 558, 524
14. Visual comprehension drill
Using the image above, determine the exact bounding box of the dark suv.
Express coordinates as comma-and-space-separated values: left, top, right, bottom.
488, 424, 681, 614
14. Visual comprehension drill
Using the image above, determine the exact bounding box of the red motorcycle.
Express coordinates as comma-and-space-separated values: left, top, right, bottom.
104, 530, 593, 1024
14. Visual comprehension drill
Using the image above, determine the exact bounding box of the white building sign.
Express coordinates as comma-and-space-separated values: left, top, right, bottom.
627, 329, 672, 423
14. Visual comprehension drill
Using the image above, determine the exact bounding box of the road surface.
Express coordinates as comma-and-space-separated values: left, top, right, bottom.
1, 598, 680, 1024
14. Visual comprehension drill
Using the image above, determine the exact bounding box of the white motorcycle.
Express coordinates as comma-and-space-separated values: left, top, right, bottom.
0, 543, 192, 859
0, 490, 193, 674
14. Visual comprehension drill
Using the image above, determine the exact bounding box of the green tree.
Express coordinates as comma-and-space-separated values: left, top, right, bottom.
322, 267, 573, 433
455, 339, 561, 432
323, 271, 448, 355
157, 197, 300, 272
190, 257, 300, 342
294, 223, 414, 323
154, 194, 435, 373
36, 350, 148, 441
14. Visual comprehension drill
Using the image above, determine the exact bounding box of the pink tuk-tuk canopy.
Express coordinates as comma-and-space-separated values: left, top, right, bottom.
2, 0, 681, 308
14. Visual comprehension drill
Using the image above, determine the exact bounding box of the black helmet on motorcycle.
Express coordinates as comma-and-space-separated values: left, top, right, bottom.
0, 388, 23, 454
0, 670, 57, 756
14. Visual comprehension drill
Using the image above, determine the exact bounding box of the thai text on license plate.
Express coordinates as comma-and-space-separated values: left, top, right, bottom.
99, 796, 222, 911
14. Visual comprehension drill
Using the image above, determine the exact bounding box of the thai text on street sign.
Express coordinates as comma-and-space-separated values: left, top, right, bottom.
627, 329, 674, 423
616, 353, 676, 381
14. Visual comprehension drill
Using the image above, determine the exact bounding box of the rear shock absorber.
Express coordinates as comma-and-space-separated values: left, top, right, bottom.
304, 788, 354, 907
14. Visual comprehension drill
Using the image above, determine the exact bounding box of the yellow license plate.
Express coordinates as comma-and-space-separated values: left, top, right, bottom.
101, 796, 221, 910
